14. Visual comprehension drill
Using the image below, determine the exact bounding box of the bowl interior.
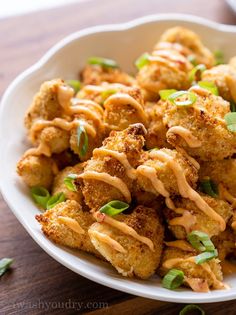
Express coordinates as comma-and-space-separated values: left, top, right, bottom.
1, 15, 236, 303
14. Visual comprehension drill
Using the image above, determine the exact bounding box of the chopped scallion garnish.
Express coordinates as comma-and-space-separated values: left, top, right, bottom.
46, 192, 66, 210
168, 91, 197, 106
0, 258, 14, 277
162, 269, 184, 290
66, 80, 81, 94
88, 57, 118, 68
198, 81, 219, 95
200, 177, 218, 198
64, 174, 79, 192
187, 55, 197, 66
31, 186, 50, 209
224, 112, 236, 132
179, 304, 205, 315
159, 89, 177, 100
230, 101, 236, 112
99, 200, 129, 216
101, 89, 117, 101
214, 50, 224, 65
189, 64, 206, 82
195, 249, 218, 264
135, 53, 150, 70
187, 231, 215, 252
77, 124, 89, 157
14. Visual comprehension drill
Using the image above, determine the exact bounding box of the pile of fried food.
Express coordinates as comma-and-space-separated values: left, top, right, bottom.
17, 26, 236, 292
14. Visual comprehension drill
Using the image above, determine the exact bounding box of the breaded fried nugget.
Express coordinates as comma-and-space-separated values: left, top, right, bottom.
160, 247, 223, 291
163, 89, 236, 160
164, 195, 233, 239
136, 148, 198, 196
36, 200, 99, 256
199, 159, 236, 197
103, 85, 148, 131
80, 124, 146, 210
158, 27, 215, 68
81, 65, 135, 86
88, 205, 164, 279
202, 65, 236, 103
52, 163, 86, 204
24, 79, 70, 129
17, 155, 56, 189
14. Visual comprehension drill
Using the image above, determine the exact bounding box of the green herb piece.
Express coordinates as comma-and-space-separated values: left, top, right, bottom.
99, 200, 129, 216
179, 304, 205, 315
162, 269, 184, 290
195, 249, 218, 264
101, 89, 117, 101
30, 186, 50, 209
0, 258, 13, 277
187, 55, 197, 66
198, 81, 219, 95
64, 174, 78, 192
230, 101, 236, 112
88, 57, 118, 68
66, 80, 81, 94
187, 231, 215, 252
189, 64, 206, 82
224, 112, 236, 132
168, 91, 197, 106
214, 50, 224, 65
200, 177, 218, 198
46, 192, 66, 210
159, 89, 177, 100
135, 53, 150, 70
77, 124, 89, 157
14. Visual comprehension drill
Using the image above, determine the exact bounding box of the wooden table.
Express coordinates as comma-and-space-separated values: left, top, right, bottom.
1, 1, 236, 314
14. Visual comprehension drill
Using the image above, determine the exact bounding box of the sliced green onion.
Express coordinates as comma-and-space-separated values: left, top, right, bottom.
0, 258, 14, 277
101, 89, 117, 101
162, 269, 184, 290
64, 174, 78, 192
99, 200, 129, 216
200, 177, 218, 198
195, 249, 218, 264
168, 91, 197, 106
214, 50, 224, 65
66, 80, 81, 94
224, 112, 236, 132
179, 304, 205, 315
230, 101, 236, 112
159, 89, 177, 100
135, 53, 150, 70
187, 231, 215, 252
187, 55, 197, 66
88, 57, 118, 69
31, 186, 50, 209
46, 192, 66, 210
77, 124, 89, 157
189, 64, 206, 82
198, 81, 219, 95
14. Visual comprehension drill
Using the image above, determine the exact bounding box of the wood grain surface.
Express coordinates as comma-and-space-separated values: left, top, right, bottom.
1, 0, 236, 314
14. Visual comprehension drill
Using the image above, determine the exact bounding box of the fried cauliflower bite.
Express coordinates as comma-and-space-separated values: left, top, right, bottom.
80, 64, 135, 86
24, 79, 71, 130
199, 159, 236, 197
212, 228, 236, 261
52, 163, 86, 204
136, 148, 198, 197
80, 124, 146, 211
36, 200, 100, 257
88, 205, 164, 279
160, 247, 223, 291
163, 89, 236, 161
17, 155, 56, 189
202, 65, 236, 103
103, 85, 148, 132
164, 195, 233, 239
145, 101, 171, 149
136, 50, 192, 101
158, 26, 215, 68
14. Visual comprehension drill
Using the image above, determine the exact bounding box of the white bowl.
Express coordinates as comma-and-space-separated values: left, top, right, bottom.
1, 14, 236, 303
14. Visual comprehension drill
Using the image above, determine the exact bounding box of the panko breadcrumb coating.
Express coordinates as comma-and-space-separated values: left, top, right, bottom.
36, 200, 100, 256
164, 195, 233, 239
89, 205, 164, 279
